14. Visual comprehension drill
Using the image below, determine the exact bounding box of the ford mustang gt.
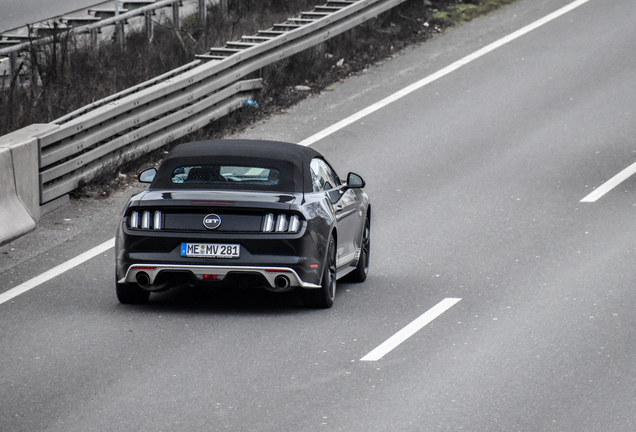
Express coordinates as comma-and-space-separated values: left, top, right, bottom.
115, 139, 370, 308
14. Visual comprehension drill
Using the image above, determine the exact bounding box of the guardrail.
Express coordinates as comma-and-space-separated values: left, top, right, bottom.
0, 0, 193, 55
0, 0, 408, 245
0, 1, 195, 79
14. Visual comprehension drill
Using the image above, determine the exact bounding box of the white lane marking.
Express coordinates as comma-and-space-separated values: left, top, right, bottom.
299, 0, 592, 147
0, 238, 115, 306
580, 161, 636, 202
361, 298, 462, 361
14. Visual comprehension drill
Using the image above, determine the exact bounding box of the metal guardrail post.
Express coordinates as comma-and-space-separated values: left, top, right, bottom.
9, 51, 19, 84
145, 11, 154, 41
90, 28, 99, 56
172, 2, 180, 30
198, 0, 206, 26
116, 22, 126, 50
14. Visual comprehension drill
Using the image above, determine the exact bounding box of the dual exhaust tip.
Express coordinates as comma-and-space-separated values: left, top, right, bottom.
136, 271, 292, 291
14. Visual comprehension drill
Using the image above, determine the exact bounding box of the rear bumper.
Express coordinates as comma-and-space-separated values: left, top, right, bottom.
120, 263, 321, 290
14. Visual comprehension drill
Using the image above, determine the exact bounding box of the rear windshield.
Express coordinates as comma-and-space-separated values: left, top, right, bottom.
171, 165, 280, 186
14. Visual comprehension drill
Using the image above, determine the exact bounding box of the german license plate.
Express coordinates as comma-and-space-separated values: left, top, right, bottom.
181, 243, 240, 258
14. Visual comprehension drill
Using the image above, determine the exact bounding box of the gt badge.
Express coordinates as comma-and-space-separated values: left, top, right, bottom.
203, 214, 222, 230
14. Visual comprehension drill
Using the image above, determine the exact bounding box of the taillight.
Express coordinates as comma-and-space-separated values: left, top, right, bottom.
289, 215, 300, 232
141, 211, 151, 229
130, 211, 140, 228
153, 211, 162, 230
262, 213, 302, 233
262, 213, 275, 232
129, 210, 162, 230
275, 214, 288, 232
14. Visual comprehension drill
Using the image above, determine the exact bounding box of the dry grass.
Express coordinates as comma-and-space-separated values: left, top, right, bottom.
430, 0, 520, 26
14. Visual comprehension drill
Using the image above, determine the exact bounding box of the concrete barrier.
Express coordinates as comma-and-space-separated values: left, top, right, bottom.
0, 146, 35, 245
0, 124, 59, 245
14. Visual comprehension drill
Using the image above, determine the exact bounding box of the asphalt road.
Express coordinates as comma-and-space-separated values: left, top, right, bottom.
2, 0, 636, 430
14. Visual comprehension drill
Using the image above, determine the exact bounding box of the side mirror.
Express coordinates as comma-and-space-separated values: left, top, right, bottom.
138, 167, 157, 183
347, 172, 365, 188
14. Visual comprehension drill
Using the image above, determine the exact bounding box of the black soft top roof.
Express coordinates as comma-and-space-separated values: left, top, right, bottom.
150, 140, 323, 193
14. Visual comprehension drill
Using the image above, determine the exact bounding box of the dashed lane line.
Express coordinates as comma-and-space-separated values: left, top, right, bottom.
580, 160, 636, 202
361, 298, 462, 361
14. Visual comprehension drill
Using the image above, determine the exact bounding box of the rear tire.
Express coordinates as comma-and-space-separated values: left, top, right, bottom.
303, 235, 336, 309
348, 217, 370, 283
116, 277, 150, 304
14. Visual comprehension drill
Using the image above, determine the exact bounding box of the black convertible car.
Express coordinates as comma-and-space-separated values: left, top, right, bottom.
115, 139, 370, 308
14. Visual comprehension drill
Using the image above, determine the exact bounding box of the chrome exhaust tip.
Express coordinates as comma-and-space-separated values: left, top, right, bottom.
274, 275, 290, 289
136, 272, 150, 288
